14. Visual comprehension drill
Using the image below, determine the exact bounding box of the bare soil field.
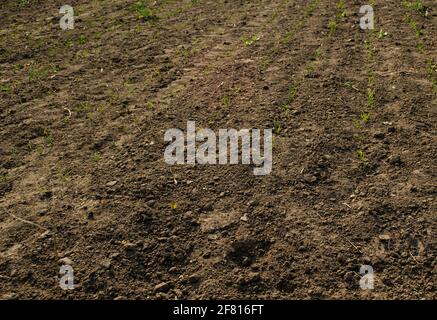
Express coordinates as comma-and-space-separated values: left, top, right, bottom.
0, 0, 435, 299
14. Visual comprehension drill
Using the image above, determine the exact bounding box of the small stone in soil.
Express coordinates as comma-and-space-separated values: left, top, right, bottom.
389, 155, 402, 165
379, 234, 391, 241
58, 257, 72, 265
154, 282, 171, 293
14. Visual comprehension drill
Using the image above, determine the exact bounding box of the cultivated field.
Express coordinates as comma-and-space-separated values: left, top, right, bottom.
0, 0, 435, 299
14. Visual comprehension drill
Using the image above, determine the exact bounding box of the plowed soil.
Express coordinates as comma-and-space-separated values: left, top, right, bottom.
0, 0, 435, 299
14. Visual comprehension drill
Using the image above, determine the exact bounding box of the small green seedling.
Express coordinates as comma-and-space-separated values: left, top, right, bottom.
59, 169, 72, 182
78, 35, 87, 44
403, 0, 425, 13
0, 84, 12, 93
43, 129, 54, 147
288, 84, 297, 103
243, 34, 260, 46
367, 89, 375, 108
336, 0, 347, 18
315, 47, 323, 59
221, 95, 231, 107
273, 120, 282, 134
135, 1, 158, 21
328, 20, 337, 35
92, 152, 102, 162
345, 81, 359, 91
146, 100, 155, 110
357, 149, 368, 163
282, 104, 290, 117
378, 29, 388, 38
360, 112, 370, 124
28, 65, 59, 81
18, 0, 35, 7
353, 117, 362, 129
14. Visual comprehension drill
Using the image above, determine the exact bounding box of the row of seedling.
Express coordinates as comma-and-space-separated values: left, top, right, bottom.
275, 0, 347, 132
267, 0, 325, 134
348, 0, 377, 167
353, 22, 378, 168
401, 0, 437, 94
242, 0, 292, 47
327, 0, 348, 36
133, 0, 200, 23
257, 0, 322, 78
281, 0, 321, 45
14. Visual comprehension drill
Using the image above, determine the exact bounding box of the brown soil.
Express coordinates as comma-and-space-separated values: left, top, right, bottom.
0, 0, 435, 299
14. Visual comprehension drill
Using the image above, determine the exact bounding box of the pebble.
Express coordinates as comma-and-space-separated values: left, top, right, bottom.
248, 272, 261, 282
303, 174, 317, 183
373, 132, 385, 139
58, 257, 72, 265
109, 252, 120, 259
379, 234, 391, 241
100, 259, 111, 269
122, 240, 136, 251
184, 211, 193, 218
343, 271, 355, 283
106, 180, 118, 187
240, 214, 248, 222
203, 203, 213, 212
173, 288, 183, 297
389, 155, 402, 166
169, 267, 177, 273
247, 200, 259, 207
39, 230, 51, 239
298, 245, 307, 252
239, 272, 260, 285
154, 282, 171, 293
188, 274, 201, 284
38, 209, 48, 216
